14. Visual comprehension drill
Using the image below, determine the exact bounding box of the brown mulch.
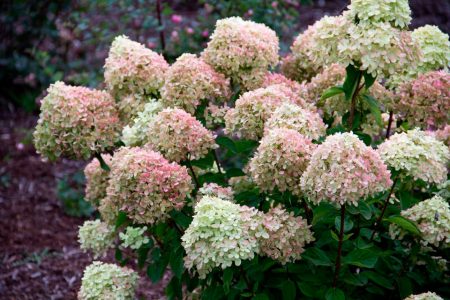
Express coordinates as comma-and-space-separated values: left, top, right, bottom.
0, 110, 167, 300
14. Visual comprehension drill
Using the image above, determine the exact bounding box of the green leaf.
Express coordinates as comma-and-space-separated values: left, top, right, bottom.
223, 268, 233, 294
312, 203, 337, 225
397, 277, 413, 299
147, 248, 169, 283
216, 136, 237, 153
320, 86, 344, 101
165, 276, 182, 300
302, 248, 333, 266
298, 282, 316, 297
384, 216, 421, 236
95, 153, 111, 171
358, 202, 372, 220
226, 168, 246, 178
115, 211, 128, 229
335, 216, 354, 233
363, 95, 382, 126
280, 280, 296, 300
363, 271, 394, 289
343, 249, 378, 268
137, 244, 152, 269
363, 71, 377, 89
169, 246, 184, 279
252, 294, 269, 300
169, 210, 192, 229
325, 287, 345, 300
234, 140, 258, 153
190, 152, 214, 169
343, 64, 362, 101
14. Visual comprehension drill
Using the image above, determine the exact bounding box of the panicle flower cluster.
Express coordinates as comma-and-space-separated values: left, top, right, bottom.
232, 68, 268, 92
119, 226, 150, 250
249, 128, 316, 195
104, 35, 168, 98
261, 73, 307, 96
404, 293, 443, 300
390, 195, 450, 248
411, 25, 450, 75
182, 196, 266, 278
396, 71, 450, 129
305, 16, 351, 69
346, 0, 411, 29
34, 82, 120, 160
202, 17, 279, 81
105, 147, 193, 224
146, 108, 217, 162
115, 94, 148, 126
78, 261, 138, 300
78, 220, 115, 258
338, 22, 420, 77
300, 132, 392, 206
265, 103, 327, 140
84, 154, 112, 207
224, 85, 296, 140
203, 103, 230, 129
377, 129, 449, 185
161, 54, 230, 114
260, 206, 314, 264
428, 125, 450, 146
289, 25, 325, 82
121, 100, 163, 147
198, 183, 234, 203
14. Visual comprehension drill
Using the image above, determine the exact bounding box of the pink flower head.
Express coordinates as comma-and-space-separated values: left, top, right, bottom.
146, 108, 218, 162
171, 14, 183, 24
186, 27, 194, 35
105, 147, 193, 224
202, 30, 209, 38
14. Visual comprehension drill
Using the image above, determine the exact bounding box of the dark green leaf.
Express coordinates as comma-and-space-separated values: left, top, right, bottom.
363, 271, 394, 289
384, 216, 421, 236
223, 268, 233, 294
226, 168, 246, 178
358, 202, 372, 220
325, 287, 345, 300
115, 211, 128, 229
363, 95, 382, 126
335, 216, 354, 233
343, 64, 362, 101
137, 244, 152, 269
302, 248, 333, 266
170, 210, 192, 229
363, 71, 377, 89
216, 136, 237, 153
397, 277, 413, 299
343, 249, 378, 268
190, 152, 214, 169
169, 246, 184, 279
280, 280, 296, 300
298, 282, 316, 297
95, 153, 110, 171
312, 203, 337, 225
165, 276, 182, 300
234, 140, 259, 153
320, 86, 344, 101
252, 294, 269, 300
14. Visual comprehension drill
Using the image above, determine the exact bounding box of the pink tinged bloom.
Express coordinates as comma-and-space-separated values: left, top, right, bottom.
171, 14, 183, 24
186, 27, 194, 35
202, 30, 209, 38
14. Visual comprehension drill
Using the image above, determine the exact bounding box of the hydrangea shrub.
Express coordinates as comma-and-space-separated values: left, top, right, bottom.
34, 2, 450, 299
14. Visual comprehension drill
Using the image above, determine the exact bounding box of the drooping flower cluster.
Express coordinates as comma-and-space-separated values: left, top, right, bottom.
390, 195, 450, 248
404, 292, 443, 300
34, 82, 120, 160
265, 103, 327, 140
78, 220, 115, 258
84, 154, 112, 207
224, 86, 293, 140
121, 100, 163, 147
161, 54, 230, 114
346, 0, 411, 29
197, 183, 234, 203
301, 132, 392, 206
202, 17, 279, 89
119, 226, 150, 250
411, 25, 450, 75
396, 71, 450, 129
260, 206, 314, 264
105, 147, 193, 224
249, 128, 315, 195
146, 108, 217, 162
78, 261, 138, 300
428, 125, 450, 146
377, 129, 449, 185
104, 35, 169, 98
182, 196, 266, 278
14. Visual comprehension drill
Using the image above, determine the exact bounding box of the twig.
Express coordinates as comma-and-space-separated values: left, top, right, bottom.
186, 159, 200, 189
333, 204, 346, 287
212, 150, 223, 175
385, 111, 394, 139
95, 153, 110, 172
370, 177, 398, 241
302, 198, 312, 225
156, 0, 166, 53
348, 73, 363, 130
